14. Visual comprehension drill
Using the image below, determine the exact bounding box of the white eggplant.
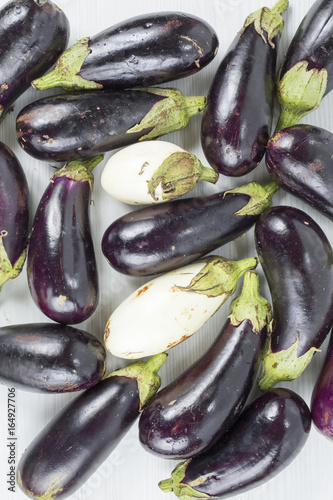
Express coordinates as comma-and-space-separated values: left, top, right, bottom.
104, 255, 257, 359
100, 140, 218, 205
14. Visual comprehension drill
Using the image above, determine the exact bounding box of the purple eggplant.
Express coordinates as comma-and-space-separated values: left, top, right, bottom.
32, 12, 218, 92
159, 388, 311, 500
266, 125, 333, 220
17, 353, 167, 500
0, 323, 106, 393
255, 206, 333, 390
16, 87, 206, 162
276, 0, 333, 130
102, 180, 278, 277
201, 0, 288, 177
27, 156, 103, 325
0, 141, 29, 290
139, 271, 271, 459
0, 0, 69, 120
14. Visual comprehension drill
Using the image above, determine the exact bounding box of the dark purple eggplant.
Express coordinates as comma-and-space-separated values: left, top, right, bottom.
0, 141, 29, 290
17, 353, 167, 499
201, 0, 288, 177
16, 88, 206, 162
276, 0, 333, 131
0, 0, 69, 120
139, 271, 271, 459
0, 323, 106, 393
31, 12, 218, 92
255, 206, 333, 390
266, 125, 333, 220
159, 388, 311, 500
102, 180, 278, 277
27, 156, 103, 325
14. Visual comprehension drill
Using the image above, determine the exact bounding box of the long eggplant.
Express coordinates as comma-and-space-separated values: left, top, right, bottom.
0, 323, 106, 393
102, 180, 278, 276
0, 141, 29, 291
139, 271, 271, 459
0, 0, 69, 120
17, 353, 167, 500
266, 125, 333, 220
27, 156, 103, 325
31, 12, 218, 91
104, 255, 258, 359
201, 0, 288, 177
16, 87, 206, 162
159, 388, 311, 500
255, 206, 333, 390
276, 0, 333, 131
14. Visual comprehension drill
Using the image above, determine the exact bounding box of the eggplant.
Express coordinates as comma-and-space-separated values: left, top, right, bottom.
101, 140, 218, 205
104, 255, 258, 359
139, 271, 271, 459
0, 141, 29, 290
16, 87, 206, 162
0, 0, 69, 120
266, 125, 333, 220
201, 0, 288, 177
102, 180, 277, 277
276, 0, 333, 131
31, 12, 218, 92
255, 206, 333, 390
0, 323, 106, 393
159, 388, 311, 500
17, 353, 167, 500
27, 156, 103, 325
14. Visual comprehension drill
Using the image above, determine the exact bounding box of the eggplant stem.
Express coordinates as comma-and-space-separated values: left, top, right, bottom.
262, 179, 280, 196
271, 0, 289, 16
184, 95, 207, 118
143, 352, 168, 374
199, 166, 219, 184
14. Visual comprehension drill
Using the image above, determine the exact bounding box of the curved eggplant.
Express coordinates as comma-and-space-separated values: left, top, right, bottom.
0, 0, 69, 120
201, 0, 288, 176
102, 180, 278, 276
16, 87, 206, 162
0, 323, 106, 393
27, 156, 103, 325
139, 271, 271, 459
0, 141, 29, 290
17, 353, 167, 500
32, 12, 218, 91
276, 0, 333, 130
266, 125, 333, 220
159, 388, 311, 500
255, 206, 333, 390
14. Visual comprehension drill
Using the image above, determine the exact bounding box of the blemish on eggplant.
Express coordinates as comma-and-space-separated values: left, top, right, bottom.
139, 161, 149, 175
136, 284, 152, 297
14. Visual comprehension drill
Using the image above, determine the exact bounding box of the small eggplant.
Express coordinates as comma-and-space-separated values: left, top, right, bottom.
276, 0, 333, 130
101, 141, 218, 205
266, 125, 333, 220
0, 323, 106, 393
31, 12, 218, 91
17, 353, 167, 500
159, 388, 311, 500
201, 0, 288, 176
139, 271, 271, 459
0, 0, 69, 120
104, 255, 258, 359
27, 156, 103, 325
0, 141, 29, 290
102, 180, 278, 277
16, 87, 206, 162
255, 206, 333, 390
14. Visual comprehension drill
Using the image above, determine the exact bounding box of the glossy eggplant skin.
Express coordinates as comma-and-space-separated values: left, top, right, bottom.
266, 125, 333, 220
0, 0, 69, 119
0, 323, 106, 393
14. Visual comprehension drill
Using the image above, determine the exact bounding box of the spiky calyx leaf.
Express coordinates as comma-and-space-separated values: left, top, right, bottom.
159, 461, 213, 499
224, 180, 279, 216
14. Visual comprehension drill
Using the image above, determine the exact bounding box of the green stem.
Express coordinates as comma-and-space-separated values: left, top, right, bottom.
184, 95, 207, 118
262, 179, 280, 197
199, 165, 219, 184
271, 0, 289, 15
159, 478, 174, 493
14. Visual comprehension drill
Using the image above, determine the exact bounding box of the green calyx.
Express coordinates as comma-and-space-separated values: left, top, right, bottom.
51, 155, 104, 193
147, 151, 218, 202
159, 461, 213, 500
31, 37, 103, 91
239, 0, 288, 48
107, 353, 167, 410
0, 231, 27, 292
126, 88, 206, 141
224, 180, 279, 216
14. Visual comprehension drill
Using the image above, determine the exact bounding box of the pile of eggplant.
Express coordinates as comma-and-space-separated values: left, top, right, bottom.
1, 0, 333, 499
